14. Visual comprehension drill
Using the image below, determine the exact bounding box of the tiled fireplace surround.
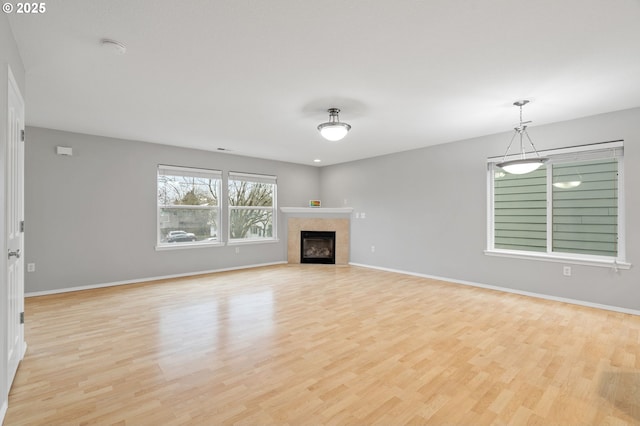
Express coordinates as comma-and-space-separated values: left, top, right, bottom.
281, 208, 352, 265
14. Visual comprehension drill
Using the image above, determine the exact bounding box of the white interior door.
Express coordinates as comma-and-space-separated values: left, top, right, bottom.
6, 66, 25, 390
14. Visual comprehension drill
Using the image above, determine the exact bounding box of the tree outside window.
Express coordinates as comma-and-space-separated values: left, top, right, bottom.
228, 172, 277, 241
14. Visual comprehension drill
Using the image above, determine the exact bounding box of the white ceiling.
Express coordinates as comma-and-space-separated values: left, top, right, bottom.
8, 0, 640, 166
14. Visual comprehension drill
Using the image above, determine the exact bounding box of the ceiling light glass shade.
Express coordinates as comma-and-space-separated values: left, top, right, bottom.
318, 108, 351, 141
496, 158, 546, 174
497, 100, 548, 175
552, 181, 582, 189
552, 169, 582, 189
318, 122, 351, 141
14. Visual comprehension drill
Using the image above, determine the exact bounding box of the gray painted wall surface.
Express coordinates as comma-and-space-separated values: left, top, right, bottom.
320, 108, 640, 311
24, 127, 320, 293
22, 108, 640, 311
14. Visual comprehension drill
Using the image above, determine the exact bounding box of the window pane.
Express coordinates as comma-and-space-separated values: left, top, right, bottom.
159, 207, 219, 243
228, 181, 274, 206
228, 175, 276, 241
158, 168, 220, 245
229, 208, 273, 239
494, 167, 547, 252
552, 159, 618, 256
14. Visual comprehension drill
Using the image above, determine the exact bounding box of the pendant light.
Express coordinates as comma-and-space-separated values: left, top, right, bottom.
317, 108, 351, 141
496, 100, 547, 174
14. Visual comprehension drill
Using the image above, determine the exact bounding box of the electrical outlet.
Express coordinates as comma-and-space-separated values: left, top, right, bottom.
355, 212, 360, 219
371, 245, 375, 253
563, 266, 572, 276
235, 247, 240, 254
361, 212, 366, 219
27, 263, 35, 272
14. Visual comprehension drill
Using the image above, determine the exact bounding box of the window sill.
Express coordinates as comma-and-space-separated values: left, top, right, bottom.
227, 239, 280, 246
484, 249, 631, 270
280, 207, 354, 214
156, 241, 225, 251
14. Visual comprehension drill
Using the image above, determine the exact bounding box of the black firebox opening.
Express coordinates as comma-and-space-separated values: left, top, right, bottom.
300, 231, 336, 264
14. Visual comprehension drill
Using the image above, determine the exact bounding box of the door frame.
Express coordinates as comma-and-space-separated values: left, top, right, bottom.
1, 64, 26, 423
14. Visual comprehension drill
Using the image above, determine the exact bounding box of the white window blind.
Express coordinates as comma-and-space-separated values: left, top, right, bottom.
228, 171, 277, 184
158, 165, 222, 180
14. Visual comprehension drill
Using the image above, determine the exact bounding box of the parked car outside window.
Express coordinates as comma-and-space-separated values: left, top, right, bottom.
167, 230, 197, 242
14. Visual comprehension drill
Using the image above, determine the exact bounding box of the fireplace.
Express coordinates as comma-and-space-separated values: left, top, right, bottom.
300, 231, 336, 264
285, 217, 349, 264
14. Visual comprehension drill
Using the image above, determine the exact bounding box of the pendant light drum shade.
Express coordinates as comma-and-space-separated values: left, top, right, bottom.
318, 122, 351, 141
497, 158, 546, 174
318, 108, 351, 141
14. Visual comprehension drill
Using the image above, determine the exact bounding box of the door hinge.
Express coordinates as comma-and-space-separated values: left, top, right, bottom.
20, 220, 24, 233
21, 129, 25, 142
20, 312, 24, 324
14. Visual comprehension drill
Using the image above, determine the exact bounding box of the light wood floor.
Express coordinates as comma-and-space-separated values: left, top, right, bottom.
5, 265, 640, 425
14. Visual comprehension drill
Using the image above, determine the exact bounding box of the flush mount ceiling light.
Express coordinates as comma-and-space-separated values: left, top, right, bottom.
317, 108, 351, 141
496, 100, 548, 174
101, 38, 127, 55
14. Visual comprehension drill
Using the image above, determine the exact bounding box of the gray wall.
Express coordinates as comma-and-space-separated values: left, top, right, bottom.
2, 11, 26, 421
320, 107, 640, 311
22, 107, 640, 311
24, 127, 320, 293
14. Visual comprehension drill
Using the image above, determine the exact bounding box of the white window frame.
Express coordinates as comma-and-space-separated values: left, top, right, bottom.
486, 141, 630, 269
156, 165, 223, 250
227, 171, 278, 244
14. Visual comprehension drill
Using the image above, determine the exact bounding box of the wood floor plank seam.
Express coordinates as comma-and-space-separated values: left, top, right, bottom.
5, 264, 640, 425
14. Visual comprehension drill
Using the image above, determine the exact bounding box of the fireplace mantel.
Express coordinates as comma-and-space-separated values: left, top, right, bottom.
280, 207, 353, 214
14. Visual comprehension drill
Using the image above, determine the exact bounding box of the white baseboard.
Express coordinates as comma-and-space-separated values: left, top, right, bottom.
26, 260, 640, 316
350, 262, 640, 316
25, 261, 287, 297
1, 400, 7, 426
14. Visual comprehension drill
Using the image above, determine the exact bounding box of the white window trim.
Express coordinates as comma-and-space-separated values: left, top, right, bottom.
157, 165, 223, 250
484, 249, 631, 270
156, 241, 226, 251
227, 239, 280, 246
486, 141, 630, 270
